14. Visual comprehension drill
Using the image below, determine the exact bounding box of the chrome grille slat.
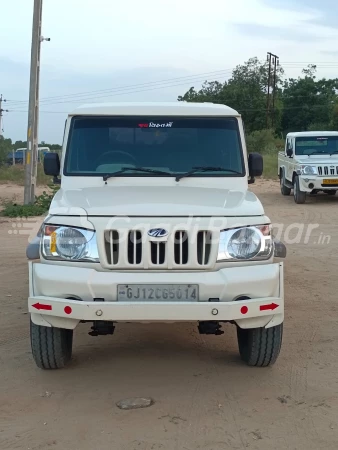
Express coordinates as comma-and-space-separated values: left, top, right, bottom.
133, 231, 137, 265
150, 242, 165, 265
110, 231, 114, 265
127, 230, 142, 265
174, 231, 188, 265
104, 230, 119, 265
202, 231, 206, 265
197, 231, 212, 265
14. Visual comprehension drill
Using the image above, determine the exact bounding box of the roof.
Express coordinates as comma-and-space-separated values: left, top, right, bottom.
287, 131, 338, 137
69, 102, 240, 117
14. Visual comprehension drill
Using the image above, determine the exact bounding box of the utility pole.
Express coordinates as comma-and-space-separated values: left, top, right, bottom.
266, 52, 279, 129
0, 94, 8, 137
24, 0, 50, 204
271, 54, 279, 128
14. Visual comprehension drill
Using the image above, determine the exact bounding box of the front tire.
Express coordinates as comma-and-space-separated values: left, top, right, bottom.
237, 324, 283, 367
30, 320, 73, 369
327, 190, 337, 196
280, 171, 291, 195
293, 176, 306, 204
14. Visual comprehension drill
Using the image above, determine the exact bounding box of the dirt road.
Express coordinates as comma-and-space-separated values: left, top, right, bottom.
1, 181, 338, 450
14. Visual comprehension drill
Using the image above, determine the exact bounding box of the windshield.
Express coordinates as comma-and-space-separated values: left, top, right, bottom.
64, 116, 245, 177
295, 136, 338, 155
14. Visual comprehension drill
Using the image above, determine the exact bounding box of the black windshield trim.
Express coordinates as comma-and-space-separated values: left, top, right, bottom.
63, 115, 246, 178
63, 173, 246, 179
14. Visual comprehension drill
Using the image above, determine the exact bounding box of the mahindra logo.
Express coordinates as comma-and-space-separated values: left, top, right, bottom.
148, 228, 168, 238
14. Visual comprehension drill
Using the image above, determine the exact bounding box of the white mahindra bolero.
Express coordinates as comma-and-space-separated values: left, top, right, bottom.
278, 131, 338, 203
27, 102, 286, 369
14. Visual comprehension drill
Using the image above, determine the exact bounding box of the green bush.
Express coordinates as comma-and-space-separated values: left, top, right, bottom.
307, 122, 332, 132
246, 129, 281, 179
1, 185, 59, 217
262, 153, 277, 179
246, 129, 279, 155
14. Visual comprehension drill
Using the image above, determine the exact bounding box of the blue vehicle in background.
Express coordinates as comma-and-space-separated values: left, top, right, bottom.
7, 147, 50, 165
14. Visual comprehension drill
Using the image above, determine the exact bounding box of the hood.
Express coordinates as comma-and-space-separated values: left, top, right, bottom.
296, 155, 338, 165
50, 185, 264, 217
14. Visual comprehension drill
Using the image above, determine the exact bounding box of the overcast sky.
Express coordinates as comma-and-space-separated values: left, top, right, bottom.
1, 0, 338, 143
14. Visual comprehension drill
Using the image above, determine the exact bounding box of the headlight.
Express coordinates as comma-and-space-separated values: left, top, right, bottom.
42, 225, 99, 262
217, 225, 273, 262
301, 165, 317, 175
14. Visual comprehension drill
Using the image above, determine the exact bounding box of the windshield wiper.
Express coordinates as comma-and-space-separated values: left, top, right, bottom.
308, 152, 326, 156
175, 166, 242, 182
103, 167, 171, 181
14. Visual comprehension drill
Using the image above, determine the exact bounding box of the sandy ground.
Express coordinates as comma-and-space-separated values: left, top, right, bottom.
1, 180, 338, 450
0, 184, 46, 209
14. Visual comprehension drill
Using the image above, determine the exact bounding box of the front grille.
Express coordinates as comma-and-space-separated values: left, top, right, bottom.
197, 231, 212, 265
127, 231, 142, 264
174, 231, 188, 265
104, 228, 214, 269
318, 166, 338, 176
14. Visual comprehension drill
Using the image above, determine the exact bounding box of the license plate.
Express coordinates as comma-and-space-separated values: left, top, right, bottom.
117, 284, 198, 301
323, 178, 338, 185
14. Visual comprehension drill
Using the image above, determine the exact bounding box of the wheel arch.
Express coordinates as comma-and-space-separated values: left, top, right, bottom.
292, 171, 298, 184
279, 165, 285, 179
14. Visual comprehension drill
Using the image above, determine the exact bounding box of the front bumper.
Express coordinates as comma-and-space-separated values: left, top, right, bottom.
28, 262, 284, 330
299, 176, 338, 192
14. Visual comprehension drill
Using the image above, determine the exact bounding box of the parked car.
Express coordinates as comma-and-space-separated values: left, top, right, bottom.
26, 102, 286, 370
278, 131, 338, 203
7, 147, 51, 165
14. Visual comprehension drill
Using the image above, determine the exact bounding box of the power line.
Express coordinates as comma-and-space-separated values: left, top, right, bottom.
6, 61, 337, 109
282, 61, 338, 64
8, 72, 234, 110
9, 110, 69, 113
8, 102, 337, 115
6, 69, 233, 106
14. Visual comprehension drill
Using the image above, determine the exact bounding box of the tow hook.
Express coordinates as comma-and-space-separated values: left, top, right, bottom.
198, 321, 224, 335
89, 321, 115, 336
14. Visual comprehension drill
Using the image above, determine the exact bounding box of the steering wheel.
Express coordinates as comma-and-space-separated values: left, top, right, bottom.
95, 150, 137, 167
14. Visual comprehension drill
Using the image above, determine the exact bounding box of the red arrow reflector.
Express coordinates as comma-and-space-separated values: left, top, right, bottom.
260, 303, 279, 312
32, 302, 52, 311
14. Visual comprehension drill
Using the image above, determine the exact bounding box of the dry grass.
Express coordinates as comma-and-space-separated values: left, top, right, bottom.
0, 164, 52, 185
262, 152, 278, 179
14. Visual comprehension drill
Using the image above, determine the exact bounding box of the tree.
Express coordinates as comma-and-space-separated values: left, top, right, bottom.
281, 66, 338, 133
330, 100, 338, 130
178, 57, 284, 133
13, 140, 27, 150
0, 136, 12, 166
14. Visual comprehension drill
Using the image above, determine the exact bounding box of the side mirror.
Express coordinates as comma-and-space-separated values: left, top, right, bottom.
44, 152, 61, 183
248, 152, 263, 184
286, 148, 293, 157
